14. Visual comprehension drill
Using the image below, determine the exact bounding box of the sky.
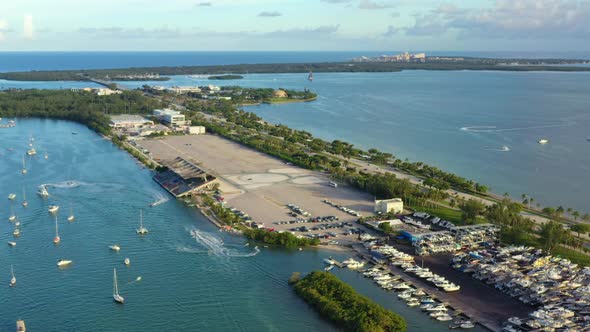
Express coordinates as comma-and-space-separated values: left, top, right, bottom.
0, 0, 589, 51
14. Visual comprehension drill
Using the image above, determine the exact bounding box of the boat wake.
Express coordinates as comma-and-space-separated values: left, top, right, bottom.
187, 228, 260, 258
149, 192, 169, 207
42, 180, 88, 189
488, 145, 511, 152
460, 124, 566, 133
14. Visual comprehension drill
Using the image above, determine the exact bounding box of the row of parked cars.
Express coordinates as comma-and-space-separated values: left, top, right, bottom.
287, 203, 311, 217
322, 199, 361, 217
273, 215, 340, 226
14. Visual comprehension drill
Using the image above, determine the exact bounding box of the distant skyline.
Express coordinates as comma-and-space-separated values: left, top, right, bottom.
1, 0, 589, 51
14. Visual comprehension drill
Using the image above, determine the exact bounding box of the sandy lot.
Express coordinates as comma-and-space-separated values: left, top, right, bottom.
136, 135, 378, 244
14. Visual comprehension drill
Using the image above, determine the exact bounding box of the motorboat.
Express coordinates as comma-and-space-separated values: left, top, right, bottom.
27, 148, 36, 156
444, 284, 461, 292
507, 317, 523, 326
426, 304, 447, 311
8, 193, 16, 200
124, 258, 130, 266
459, 321, 475, 329
13, 227, 20, 237
57, 259, 72, 267
109, 244, 121, 252
16, 319, 26, 332
48, 205, 59, 213
437, 315, 453, 322
343, 258, 364, 269
8, 241, 16, 247
407, 299, 420, 307
38, 186, 49, 197
113, 268, 125, 304
538, 139, 549, 145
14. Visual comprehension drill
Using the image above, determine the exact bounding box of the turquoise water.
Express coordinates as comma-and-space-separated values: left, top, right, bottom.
0, 119, 469, 331
116, 71, 590, 212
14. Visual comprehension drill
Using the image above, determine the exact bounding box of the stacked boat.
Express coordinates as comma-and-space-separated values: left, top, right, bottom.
402, 263, 461, 292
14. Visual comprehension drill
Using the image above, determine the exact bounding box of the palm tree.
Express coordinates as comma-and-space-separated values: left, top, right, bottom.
573, 211, 580, 221
583, 213, 590, 223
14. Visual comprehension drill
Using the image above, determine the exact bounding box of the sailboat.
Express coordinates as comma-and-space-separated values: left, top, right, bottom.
113, 268, 125, 304
22, 187, 28, 207
67, 203, 75, 222
13, 224, 20, 237
8, 204, 16, 222
44, 151, 48, 160
8, 193, 16, 200
21, 156, 27, 175
9, 265, 16, 287
53, 215, 61, 244
136, 209, 148, 235
308, 70, 313, 82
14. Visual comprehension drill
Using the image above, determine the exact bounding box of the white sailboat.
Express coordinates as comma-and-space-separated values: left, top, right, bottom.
67, 203, 75, 222
8, 193, 16, 200
9, 265, 16, 287
48, 205, 59, 213
136, 209, 148, 235
8, 204, 16, 222
21, 156, 27, 175
113, 268, 125, 304
22, 187, 28, 207
44, 151, 48, 160
53, 215, 60, 244
124, 258, 130, 266
13, 224, 20, 237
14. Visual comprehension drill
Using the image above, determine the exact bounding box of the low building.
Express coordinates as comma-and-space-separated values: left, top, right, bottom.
153, 108, 187, 127
273, 89, 288, 98
167, 86, 202, 94
96, 88, 122, 96
153, 157, 217, 197
187, 126, 206, 135
374, 198, 404, 214
109, 115, 154, 129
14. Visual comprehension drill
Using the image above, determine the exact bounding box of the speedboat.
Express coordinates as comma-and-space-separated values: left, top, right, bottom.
8, 193, 16, 200
407, 299, 420, 307
109, 244, 121, 252
538, 139, 549, 144
8, 241, 16, 247
437, 314, 453, 322
426, 304, 447, 312
48, 205, 59, 213
124, 258, 130, 266
57, 259, 72, 267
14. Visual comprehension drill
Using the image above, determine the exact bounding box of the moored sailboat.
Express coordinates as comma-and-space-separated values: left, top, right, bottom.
136, 209, 148, 235
22, 187, 28, 207
53, 215, 61, 244
9, 265, 16, 287
67, 203, 75, 222
21, 156, 27, 175
113, 268, 125, 304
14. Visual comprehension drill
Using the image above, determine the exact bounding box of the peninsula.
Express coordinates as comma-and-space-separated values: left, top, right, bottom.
1, 56, 589, 82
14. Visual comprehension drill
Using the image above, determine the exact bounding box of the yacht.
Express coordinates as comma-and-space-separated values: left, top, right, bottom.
38, 186, 49, 197
113, 268, 125, 304
57, 259, 72, 267
436, 314, 453, 322
343, 258, 364, 269
444, 284, 461, 292
538, 139, 549, 144
8, 193, 16, 200
109, 244, 121, 252
48, 205, 59, 213
136, 210, 148, 235
26, 146, 36, 156
124, 258, 130, 266
9, 265, 16, 287
53, 216, 60, 244
8, 241, 16, 247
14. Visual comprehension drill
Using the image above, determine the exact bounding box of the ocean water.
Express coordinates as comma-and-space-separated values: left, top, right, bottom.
0, 119, 469, 331
115, 72, 590, 213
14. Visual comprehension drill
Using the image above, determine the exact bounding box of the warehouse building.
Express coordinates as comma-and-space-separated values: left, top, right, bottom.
374, 198, 404, 214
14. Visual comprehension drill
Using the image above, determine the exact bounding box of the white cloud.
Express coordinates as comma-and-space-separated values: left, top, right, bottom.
0, 19, 10, 41
258, 11, 282, 17
24, 14, 34, 40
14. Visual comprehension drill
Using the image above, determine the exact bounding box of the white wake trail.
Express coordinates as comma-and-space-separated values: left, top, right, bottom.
187, 227, 260, 258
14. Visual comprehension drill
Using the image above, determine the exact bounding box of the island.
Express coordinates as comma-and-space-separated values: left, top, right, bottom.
207, 74, 244, 80
1, 56, 590, 82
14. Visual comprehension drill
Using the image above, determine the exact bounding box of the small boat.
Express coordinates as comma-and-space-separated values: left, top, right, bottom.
136, 210, 148, 235
72, 132, 78, 135
8, 204, 16, 221
124, 258, 130, 266
109, 244, 121, 252
538, 139, 549, 144
22, 187, 28, 207
8, 241, 17, 247
16, 319, 26, 332
21, 156, 27, 175
67, 203, 75, 222
437, 315, 453, 322
48, 205, 59, 213
113, 268, 125, 304
324, 265, 334, 271
308, 70, 313, 82
44, 152, 48, 159
38, 186, 49, 197
26, 148, 36, 156
460, 321, 475, 329
53, 215, 60, 244
9, 265, 16, 287
8, 193, 16, 200
13, 227, 20, 237
57, 259, 72, 267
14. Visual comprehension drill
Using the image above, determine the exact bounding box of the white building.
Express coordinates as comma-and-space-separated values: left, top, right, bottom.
153, 108, 187, 127
187, 126, 206, 135
96, 88, 122, 96
375, 198, 404, 214
167, 86, 202, 94
109, 115, 154, 129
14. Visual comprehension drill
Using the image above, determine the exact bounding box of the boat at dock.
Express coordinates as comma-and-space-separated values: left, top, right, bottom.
16, 319, 26, 331
113, 268, 125, 304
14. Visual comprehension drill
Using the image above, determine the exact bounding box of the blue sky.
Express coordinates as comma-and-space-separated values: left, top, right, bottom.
0, 0, 589, 51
